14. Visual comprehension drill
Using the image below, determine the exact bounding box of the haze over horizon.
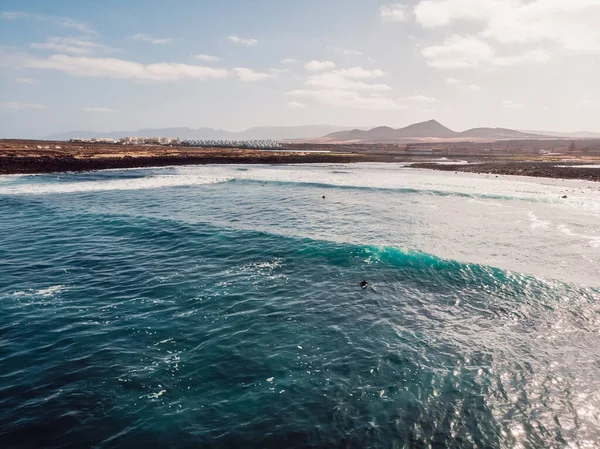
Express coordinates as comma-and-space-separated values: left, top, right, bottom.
2, 0, 600, 138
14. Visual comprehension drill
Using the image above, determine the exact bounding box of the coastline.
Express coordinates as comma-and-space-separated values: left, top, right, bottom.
409, 161, 600, 182
1, 139, 600, 181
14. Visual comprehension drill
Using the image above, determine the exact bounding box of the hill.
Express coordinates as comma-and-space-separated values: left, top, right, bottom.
323, 120, 547, 143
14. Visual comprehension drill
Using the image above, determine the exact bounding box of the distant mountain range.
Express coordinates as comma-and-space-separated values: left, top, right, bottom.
45, 121, 600, 143
322, 120, 546, 143
46, 125, 367, 141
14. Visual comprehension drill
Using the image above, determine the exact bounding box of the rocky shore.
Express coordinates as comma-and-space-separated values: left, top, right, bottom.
0, 153, 371, 175
2, 139, 600, 182
410, 162, 600, 182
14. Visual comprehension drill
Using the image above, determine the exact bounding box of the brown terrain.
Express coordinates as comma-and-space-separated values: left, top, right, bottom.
1, 138, 600, 181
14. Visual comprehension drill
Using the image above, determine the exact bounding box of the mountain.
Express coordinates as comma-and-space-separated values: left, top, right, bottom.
45, 125, 364, 141
325, 120, 456, 142
323, 120, 547, 143
394, 119, 456, 138
458, 128, 541, 139
519, 130, 600, 138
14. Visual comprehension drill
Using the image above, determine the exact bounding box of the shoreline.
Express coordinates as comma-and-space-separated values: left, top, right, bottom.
0, 153, 371, 175
1, 139, 599, 181
409, 161, 600, 182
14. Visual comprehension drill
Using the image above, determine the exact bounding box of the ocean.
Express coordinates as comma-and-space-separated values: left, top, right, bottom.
1, 163, 599, 448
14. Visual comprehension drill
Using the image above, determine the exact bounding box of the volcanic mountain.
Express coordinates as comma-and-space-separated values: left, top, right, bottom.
323, 120, 544, 143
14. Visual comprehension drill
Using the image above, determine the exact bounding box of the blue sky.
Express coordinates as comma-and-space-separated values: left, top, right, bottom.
1, 0, 600, 137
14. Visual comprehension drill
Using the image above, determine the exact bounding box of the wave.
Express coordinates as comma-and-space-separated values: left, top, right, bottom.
228, 179, 545, 202
0, 174, 231, 195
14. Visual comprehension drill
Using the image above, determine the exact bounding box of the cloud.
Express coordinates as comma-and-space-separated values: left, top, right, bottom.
281, 58, 298, 64
380, 4, 406, 22
305, 60, 336, 71
421, 35, 493, 68
329, 47, 363, 56
421, 34, 550, 69
227, 35, 258, 46
306, 73, 390, 91
287, 101, 306, 109
0, 101, 47, 109
414, 0, 507, 28
305, 67, 390, 91
233, 67, 275, 82
30, 37, 119, 55
2, 11, 28, 20
492, 49, 551, 66
287, 89, 403, 110
402, 95, 437, 103
195, 54, 221, 62
25, 54, 230, 82
61, 19, 96, 35
15, 77, 39, 84
502, 100, 523, 109
82, 107, 116, 113
444, 78, 482, 90
415, 0, 600, 55
134, 33, 172, 45
333, 67, 387, 79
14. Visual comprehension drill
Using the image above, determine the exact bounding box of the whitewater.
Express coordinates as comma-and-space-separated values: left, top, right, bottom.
1, 163, 599, 448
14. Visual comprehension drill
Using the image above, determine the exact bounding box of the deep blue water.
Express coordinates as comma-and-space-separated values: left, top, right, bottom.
1, 164, 599, 448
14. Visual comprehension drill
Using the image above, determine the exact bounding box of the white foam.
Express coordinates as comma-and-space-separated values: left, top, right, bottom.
528, 211, 551, 230
0, 174, 230, 195
557, 224, 600, 247
35, 285, 66, 296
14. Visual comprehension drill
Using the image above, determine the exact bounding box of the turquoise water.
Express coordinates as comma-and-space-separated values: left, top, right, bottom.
1, 164, 599, 448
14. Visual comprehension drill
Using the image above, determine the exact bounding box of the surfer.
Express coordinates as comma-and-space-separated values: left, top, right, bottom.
360, 280, 368, 289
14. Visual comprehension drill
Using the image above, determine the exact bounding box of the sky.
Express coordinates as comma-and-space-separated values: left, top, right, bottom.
1, 0, 599, 137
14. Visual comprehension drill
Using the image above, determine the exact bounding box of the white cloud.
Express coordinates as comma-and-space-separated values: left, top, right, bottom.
421, 35, 493, 68
380, 4, 406, 22
25, 54, 230, 82
414, 0, 508, 28
61, 19, 96, 35
403, 95, 437, 103
281, 58, 298, 64
0, 101, 47, 109
306, 73, 391, 91
15, 77, 39, 84
31, 37, 119, 55
465, 84, 482, 90
134, 33, 172, 45
329, 46, 363, 56
502, 100, 523, 109
287, 101, 306, 109
492, 49, 550, 66
233, 67, 275, 82
415, 0, 600, 55
2, 11, 28, 20
422, 34, 550, 69
305, 60, 336, 71
195, 54, 221, 62
82, 107, 116, 113
334, 67, 387, 79
445, 77, 460, 84
305, 67, 390, 91
287, 89, 403, 110
227, 35, 258, 46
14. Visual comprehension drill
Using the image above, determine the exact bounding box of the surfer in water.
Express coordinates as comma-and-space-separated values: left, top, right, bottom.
360, 280, 368, 289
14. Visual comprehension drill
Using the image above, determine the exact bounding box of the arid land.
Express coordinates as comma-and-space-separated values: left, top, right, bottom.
1, 138, 600, 181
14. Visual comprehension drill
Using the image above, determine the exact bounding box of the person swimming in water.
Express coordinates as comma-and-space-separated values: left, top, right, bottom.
360, 280, 368, 289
